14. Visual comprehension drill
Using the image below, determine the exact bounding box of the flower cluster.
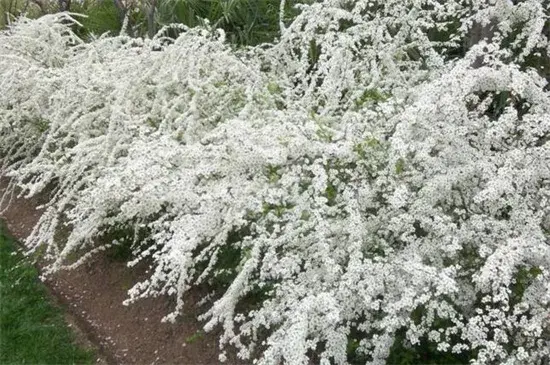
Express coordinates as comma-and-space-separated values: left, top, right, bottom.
1, 1, 550, 363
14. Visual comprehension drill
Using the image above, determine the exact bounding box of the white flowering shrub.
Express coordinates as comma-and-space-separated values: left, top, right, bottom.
1, 1, 550, 364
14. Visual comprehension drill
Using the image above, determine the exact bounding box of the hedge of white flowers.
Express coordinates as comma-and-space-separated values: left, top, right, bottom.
2, 1, 550, 363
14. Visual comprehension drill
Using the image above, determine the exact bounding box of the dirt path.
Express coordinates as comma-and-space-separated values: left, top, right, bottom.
0, 179, 240, 365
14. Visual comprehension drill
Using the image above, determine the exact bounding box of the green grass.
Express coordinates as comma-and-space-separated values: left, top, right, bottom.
0, 222, 94, 365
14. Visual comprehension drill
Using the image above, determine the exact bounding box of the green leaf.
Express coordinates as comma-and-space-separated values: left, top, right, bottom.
355, 89, 390, 108
395, 158, 405, 174
185, 330, 204, 344
267, 82, 281, 94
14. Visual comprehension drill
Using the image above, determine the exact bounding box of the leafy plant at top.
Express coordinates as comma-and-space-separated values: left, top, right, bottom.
72, 0, 123, 38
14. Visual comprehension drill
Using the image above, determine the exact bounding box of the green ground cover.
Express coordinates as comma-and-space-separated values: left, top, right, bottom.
0, 222, 94, 365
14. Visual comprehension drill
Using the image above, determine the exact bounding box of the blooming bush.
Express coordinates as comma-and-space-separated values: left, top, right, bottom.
1, 1, 550, 363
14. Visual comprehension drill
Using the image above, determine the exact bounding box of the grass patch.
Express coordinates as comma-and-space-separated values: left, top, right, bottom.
0, 222, 94, 365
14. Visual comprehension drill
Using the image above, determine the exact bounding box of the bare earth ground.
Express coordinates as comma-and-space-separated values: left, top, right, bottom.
0, 179, 242, 365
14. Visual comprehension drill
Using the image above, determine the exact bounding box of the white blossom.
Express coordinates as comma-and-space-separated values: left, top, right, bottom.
1, 2, 550, 363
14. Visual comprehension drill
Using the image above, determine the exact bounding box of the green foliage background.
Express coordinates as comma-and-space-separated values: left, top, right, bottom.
0, 0, 316, 45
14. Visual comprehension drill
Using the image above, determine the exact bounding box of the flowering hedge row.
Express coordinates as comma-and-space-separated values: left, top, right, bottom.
2, 1, 550, 363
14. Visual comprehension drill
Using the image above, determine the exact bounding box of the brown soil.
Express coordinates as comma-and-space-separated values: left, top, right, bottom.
0, 179, 244, 365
